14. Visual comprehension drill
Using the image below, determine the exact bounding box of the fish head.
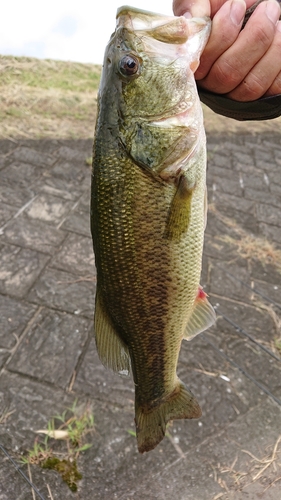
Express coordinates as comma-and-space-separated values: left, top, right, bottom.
97, 6, 211, 179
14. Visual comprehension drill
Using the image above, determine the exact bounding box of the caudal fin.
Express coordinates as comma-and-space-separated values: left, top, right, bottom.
135, 380, 201, 453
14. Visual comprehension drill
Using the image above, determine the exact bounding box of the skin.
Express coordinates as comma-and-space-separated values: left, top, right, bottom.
173, 0, 281, 101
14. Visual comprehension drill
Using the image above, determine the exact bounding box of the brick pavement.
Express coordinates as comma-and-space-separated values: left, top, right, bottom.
0, 126, 281, 499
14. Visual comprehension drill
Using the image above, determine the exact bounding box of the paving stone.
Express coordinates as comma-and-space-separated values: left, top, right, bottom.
207, 173, 243, 197
0, 181, 35, 207
249, 259, 281, 285
253, 278, 281, 307
74, 338, 136, 407
0, 350, 10, 370
75, 188, 91, 213
0, 295, 37, 349
36, 176, 84, 201
232, 150, 254, 167
51, 160, 88, 183
0, 139, 18, 155
209, 261, 253, 304
208, 150, 234, 169
256, 203, 281, 226
19, 138, 61, 154
55, 145, 89, 163
0, 458, 75, 500
212, 192, 256, 215
191, 399, 281, 499
0, 132, 281, 499
0, 155, 7, 170
27, 267, 95, 318
0, 371, 82, 451
204, 320, 281, 400
61, 209, 91, 237
244, 187, 280, 208
259, 221, 281, 246
7, 146, 55, 168
0, 202, 16, 227
25, 193, 74, 223
2, 216, 67, 254
0, 243, 49, 298
51, 233, 95, 276
8, 307, 90, 388
269, 181, 281, 197
0, 162, 43, 189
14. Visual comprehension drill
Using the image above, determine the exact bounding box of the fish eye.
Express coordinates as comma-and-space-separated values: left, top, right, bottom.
119, 54, 140, 77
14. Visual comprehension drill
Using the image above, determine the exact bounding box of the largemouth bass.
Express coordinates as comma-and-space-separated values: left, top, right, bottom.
91, 5, 215, 453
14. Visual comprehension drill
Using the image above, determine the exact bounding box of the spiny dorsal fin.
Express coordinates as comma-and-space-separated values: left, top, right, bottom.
94, 290, 131, 375
183, 287, 216, 341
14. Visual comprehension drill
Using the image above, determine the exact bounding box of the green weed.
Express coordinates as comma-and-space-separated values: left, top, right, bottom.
22, 400, 94, 491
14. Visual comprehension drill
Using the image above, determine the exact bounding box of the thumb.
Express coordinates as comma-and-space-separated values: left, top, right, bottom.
173, 0, 211, 17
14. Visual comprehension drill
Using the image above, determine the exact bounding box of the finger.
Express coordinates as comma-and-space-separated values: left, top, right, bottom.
173, 0, 255, 18
228, 19, 281, 99
265, 69, 281, 95
173, 0, 211, 17
195, 0, 246, 80
197, 0, 280, 94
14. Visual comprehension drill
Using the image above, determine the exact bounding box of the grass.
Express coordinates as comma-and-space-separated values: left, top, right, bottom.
21, 400, 95, 492
0, 56, 101, 92
0, 55, 101, 139
208, 204, 281, 273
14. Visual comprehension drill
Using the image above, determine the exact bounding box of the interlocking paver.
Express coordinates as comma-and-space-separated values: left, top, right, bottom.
25, 193, 74, 223
8, 307, 91, 388
50, 232, 95, 276
0, 202, 16, 227
0, 243, 49, 298
2, 216, 67, 254
27, 267, 95, 317
0, 183, 35, 207
7, 146, 55, 168
0, 296, 37, 349
61, 208, 91, 237
0, 123, 281, 500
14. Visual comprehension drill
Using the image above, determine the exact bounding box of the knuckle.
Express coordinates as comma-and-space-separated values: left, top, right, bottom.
238, 74, 266, 101
250, 23, 273, 48
267, 72, 281, 96
212, 58, 242, 90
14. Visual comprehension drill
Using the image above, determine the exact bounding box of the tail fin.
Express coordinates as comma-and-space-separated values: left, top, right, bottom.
135, 380, 201, 453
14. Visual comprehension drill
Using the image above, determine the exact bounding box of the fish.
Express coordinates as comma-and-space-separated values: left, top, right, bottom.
91, 5, 215, 453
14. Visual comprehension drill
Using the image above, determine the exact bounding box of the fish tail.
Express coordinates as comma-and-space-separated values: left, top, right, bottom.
135, 380, 201, 453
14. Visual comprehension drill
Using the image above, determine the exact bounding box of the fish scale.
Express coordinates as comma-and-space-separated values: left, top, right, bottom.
91, 6, 216, 453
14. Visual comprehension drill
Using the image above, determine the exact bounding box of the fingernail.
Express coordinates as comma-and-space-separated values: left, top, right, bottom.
266, 0, 281, 24
230, 0, 246, 26
183, 12, 192, 19
277, 20, 281, 32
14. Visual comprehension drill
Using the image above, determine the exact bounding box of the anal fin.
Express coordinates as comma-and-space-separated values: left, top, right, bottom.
94, 289, 131, 375
184, 287, 216, 340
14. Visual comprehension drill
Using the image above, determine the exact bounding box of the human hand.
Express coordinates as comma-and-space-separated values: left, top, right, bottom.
173, 0, 281, 100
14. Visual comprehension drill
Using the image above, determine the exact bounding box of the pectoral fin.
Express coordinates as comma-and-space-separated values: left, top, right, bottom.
94, 290, 131, 375
165, 175, 195, 240
183, 287, 216, 340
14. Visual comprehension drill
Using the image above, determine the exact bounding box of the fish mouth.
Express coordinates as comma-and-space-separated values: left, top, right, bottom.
116, 6, 210, 47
